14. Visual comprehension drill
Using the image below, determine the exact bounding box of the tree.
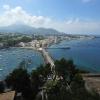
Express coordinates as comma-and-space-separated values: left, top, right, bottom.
5, 68, 33, 100
55, 58, 76, 83
21, 36, 32, 43
31, 70, 41, 94
0, 81, 4, 93
35, 64, 51, 79
31, 64, 52, 99
31, 64, 50, 90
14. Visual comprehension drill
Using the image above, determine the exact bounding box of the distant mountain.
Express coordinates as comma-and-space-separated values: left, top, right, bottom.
0, 24, 62, 35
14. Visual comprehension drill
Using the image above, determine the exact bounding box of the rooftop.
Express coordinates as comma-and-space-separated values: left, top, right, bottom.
83, 74, 100, 95
0, 91, 15, 100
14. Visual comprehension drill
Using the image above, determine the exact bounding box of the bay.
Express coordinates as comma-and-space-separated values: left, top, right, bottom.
47, 38, 100, 72
0, 37, 100, 80
0, 48, 44, 80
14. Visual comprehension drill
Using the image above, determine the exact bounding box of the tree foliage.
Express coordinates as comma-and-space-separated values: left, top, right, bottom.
55, 58, 76, 83
4, 58, 100, 100
0, 81, 4, 93
5, 67, 34, 100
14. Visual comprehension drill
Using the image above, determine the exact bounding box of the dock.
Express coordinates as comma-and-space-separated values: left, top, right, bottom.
45, 47, 70, 49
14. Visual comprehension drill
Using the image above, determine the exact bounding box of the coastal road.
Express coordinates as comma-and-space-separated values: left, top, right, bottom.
41, 48, 55, 71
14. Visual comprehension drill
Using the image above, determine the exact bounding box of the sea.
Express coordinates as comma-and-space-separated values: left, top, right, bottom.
0, 37, 100, 80
48, 37, 100, 73
0, 48, 44, 80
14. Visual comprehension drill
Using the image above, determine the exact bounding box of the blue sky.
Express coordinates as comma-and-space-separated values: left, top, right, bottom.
0, 0, 100, 34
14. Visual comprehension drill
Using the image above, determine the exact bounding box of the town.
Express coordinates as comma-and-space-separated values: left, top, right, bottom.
0, 33, 95, 50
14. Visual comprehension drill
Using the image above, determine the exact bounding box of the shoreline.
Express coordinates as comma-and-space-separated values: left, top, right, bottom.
0, 37, 99, 76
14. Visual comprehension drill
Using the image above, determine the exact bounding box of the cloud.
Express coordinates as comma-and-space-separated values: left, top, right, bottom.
3, 5, 10, 10
63, 20, 100, 34
0, 5, 51, 27
48, 19, 100, 34
0, 5, 100, 34
65, 18, 80, 24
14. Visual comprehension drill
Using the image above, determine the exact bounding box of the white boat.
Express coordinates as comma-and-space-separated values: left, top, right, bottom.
0, 68, 3, 71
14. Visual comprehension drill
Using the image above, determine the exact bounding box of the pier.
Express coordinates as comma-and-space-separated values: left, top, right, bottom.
45, 47, 70, 49
19, 46, 55, 71
40, 48, 55, 72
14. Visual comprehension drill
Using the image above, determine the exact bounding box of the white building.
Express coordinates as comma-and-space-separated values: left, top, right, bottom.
0, 43, 4, 48
18, 42, 25, 47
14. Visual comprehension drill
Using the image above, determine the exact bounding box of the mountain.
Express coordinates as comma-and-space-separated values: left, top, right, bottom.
0, 24, 62, 35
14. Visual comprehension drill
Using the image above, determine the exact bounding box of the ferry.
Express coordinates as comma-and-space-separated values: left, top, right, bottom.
61, 47, 71, 49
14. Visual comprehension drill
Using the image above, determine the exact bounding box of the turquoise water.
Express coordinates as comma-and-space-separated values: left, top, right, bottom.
0, 48, 44, 80
47, 38, 100, 72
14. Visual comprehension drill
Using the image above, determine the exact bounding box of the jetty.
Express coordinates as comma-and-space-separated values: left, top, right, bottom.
18, 46, 55, 71
39, 48, 55, 72
45, 47, 70, 49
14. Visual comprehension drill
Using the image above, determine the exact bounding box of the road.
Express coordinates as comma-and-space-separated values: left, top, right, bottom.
41, 48, 55, 71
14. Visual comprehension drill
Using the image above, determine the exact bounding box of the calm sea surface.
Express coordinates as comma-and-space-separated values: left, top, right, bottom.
0, 48, 44, 80
47, 38, 100, 72
0, 38, 100, 80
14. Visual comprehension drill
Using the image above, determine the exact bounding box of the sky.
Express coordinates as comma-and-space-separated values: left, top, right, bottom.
0, 0, 100, 34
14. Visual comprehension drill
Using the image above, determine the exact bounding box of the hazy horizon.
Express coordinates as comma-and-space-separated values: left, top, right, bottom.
0, 0, 100, 34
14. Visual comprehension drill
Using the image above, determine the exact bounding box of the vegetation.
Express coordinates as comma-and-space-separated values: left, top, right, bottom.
5, 61, 52, 100
45, 58, 100, 100
3, 58, 100, 100
0, 81, 4, 93
5, 68, 34, 99
55, 58, 76, 84
33, 35, 45, 40
0, 35, 32, 47
20, 36, 33, 43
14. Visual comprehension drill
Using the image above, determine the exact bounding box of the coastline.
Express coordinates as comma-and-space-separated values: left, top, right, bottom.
0, 37, 99, 79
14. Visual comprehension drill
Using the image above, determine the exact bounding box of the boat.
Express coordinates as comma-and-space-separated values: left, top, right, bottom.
61, 47, 71, 49
0, 68, 3, 70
